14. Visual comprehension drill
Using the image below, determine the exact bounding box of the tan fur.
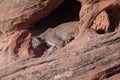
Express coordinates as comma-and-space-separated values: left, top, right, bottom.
31, 21, 79, 54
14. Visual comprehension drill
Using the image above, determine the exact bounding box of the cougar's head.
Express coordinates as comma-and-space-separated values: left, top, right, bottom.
31, 36, 45, 48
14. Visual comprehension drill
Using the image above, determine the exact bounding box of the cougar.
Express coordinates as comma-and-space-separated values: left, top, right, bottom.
31, 21, 79, 54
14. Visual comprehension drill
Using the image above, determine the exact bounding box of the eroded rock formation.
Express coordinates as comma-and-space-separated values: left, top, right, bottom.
0, 0, 120, 80
0, 0, 64, 66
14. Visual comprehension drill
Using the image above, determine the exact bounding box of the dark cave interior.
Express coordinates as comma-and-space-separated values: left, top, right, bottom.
29, 0, 81, 36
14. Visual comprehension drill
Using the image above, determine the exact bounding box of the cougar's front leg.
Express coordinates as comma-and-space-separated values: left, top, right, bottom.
46, 41, 56, 55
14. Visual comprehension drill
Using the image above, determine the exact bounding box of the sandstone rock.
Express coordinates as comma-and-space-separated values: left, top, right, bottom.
0, 0, 63, 33
0, 0, 120, 80
0, 0, 64, 67
91, 11, 109, 34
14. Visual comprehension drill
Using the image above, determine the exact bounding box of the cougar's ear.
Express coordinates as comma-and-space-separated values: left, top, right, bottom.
31, 36, 39, 42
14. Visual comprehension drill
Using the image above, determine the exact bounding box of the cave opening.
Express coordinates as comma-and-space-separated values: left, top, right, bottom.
29, 0, 81, 36
29, 0, 82, 57
92, 5, 120, 34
